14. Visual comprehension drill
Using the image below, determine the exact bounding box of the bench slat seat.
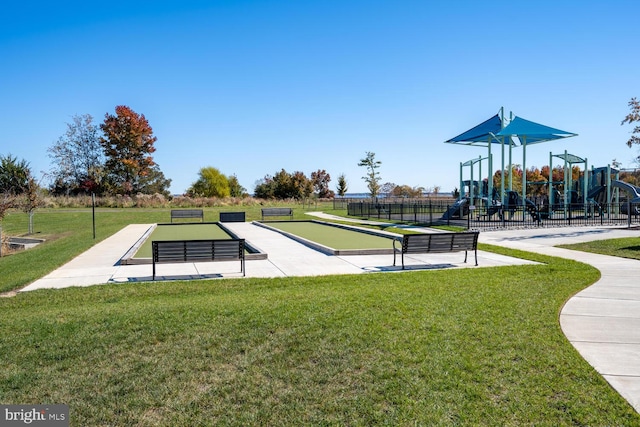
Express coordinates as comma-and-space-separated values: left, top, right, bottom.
393, 232, 479, 269
152, 239, 245, 280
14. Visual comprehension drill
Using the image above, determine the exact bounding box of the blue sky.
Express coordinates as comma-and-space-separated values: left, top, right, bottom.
1, 0, 639, 195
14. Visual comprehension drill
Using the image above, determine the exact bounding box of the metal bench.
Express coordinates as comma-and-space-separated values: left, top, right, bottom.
393, 231, 479, 269
219, 211, 246, 222
152, 239, 245, 280
261, 207, 293, 220
170, 209, 204, 223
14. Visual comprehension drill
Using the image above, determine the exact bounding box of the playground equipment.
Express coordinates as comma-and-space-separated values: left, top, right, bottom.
589, 166, 640, 215
445, 107, 577, 215
537, 151, 591, 219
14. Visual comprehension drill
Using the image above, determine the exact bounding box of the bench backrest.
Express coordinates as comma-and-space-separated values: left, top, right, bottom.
219, 211, 246, 222
171, 209, 203, 218
261, 208, 293, 216
153, 239, 244, 263
402, 232, 478, 254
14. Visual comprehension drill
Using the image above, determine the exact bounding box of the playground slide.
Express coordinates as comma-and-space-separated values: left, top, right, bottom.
441, 198, 468, 220
612, 180, 640, 202
587, 186, 605, 202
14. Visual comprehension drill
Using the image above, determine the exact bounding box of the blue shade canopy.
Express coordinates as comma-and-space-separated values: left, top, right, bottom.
445, 114, 516, 146
495, 116, 577, 144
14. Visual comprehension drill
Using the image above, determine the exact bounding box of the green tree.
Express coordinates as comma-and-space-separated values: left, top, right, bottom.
253, 169, 311, 200
0, 154, 30, 194
48, 114, 104, 195
358, 151, 382, 198
138, 165, 172, 197
228, 175, 248, 197
187, 167, 230, 198
253, 176, 276, 199
336, 173, 348, 197
100, 105, 166, 195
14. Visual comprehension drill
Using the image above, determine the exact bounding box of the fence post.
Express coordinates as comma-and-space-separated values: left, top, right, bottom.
629, 200, 632, 229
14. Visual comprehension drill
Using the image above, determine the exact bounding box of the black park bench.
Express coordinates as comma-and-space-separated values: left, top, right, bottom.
152, 239, 245, 280
393, 231, 479, 269
170, 209, 204, 223
261, 207, 293, 220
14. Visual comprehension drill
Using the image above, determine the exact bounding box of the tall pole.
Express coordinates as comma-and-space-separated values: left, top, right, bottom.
521, 136, 527, 207
92, 193, 96, 240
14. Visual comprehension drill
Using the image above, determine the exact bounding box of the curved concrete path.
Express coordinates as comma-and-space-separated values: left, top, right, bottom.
479, 226, 640, 412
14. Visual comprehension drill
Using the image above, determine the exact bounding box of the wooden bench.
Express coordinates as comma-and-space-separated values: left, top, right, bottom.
171, 209, 204, 223
152, 239, 245, 280
261, 207, 293, 220
393, 231, 479, 269
219, 211, 246, 222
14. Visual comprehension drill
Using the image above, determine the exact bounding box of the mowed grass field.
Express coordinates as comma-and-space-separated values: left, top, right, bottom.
1, 205, 639, 425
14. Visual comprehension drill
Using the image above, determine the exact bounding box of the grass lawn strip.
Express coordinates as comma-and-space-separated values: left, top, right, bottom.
558, 236, 640, 260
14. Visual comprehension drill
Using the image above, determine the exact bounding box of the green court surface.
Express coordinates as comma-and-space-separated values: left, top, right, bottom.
133, 223, 235, 259
259, 220, 398, 254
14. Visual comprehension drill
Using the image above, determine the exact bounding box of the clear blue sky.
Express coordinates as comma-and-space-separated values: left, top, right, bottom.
1, 0, 638, 195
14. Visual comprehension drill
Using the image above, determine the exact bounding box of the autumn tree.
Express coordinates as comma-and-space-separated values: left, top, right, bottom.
187, 167, 230, 198
292, 171, 313, 200
100, 105, 165, 195
622, 97, 640, 147
391, 185, 424, 198
358, 151, 382, 198
336, 173, 348, 197
310, 169, 334, 198
48, 114, 105, 195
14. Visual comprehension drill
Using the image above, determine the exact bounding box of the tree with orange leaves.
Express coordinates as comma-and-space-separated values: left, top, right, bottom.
100, 105, 159, 195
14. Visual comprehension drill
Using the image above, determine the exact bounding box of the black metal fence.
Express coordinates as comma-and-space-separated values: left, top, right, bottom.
347, 200, 640, 230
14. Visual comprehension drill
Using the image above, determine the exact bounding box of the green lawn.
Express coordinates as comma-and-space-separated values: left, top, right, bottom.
1, 206, 639, 425
558, 236, 640, 260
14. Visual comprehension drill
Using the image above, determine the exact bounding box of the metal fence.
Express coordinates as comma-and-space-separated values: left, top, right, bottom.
347, 200, 640, 230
